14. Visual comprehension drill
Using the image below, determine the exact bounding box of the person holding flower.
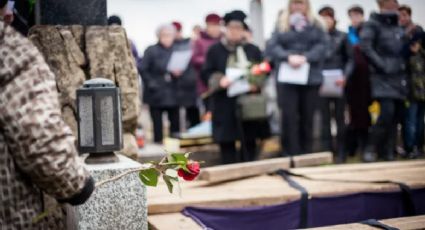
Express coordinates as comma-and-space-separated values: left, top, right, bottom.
201, 10, 270, 164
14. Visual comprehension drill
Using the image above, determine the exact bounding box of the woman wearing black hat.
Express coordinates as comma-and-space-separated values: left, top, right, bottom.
201, 10, 270, 164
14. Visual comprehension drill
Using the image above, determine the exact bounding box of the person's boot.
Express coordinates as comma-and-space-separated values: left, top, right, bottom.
363, 125, 385, 162
397, 146, 408, 158
345, 128, 358, 157
335, 148, 346, 164
384, 151, 395, 161
362, 145, 377, 163
358, 130, 368, 155
408, 147, 420, 159
384, 130, 396, 161
418, 147, 425, 157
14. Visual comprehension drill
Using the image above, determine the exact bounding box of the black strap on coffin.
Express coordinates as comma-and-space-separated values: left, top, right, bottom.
360, 219, 400, 230
275, 169, 417, 229
289, 155, 295, 168
275, 169, 309, 229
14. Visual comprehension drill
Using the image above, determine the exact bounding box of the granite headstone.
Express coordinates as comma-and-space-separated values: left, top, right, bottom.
36, 0, 107, 25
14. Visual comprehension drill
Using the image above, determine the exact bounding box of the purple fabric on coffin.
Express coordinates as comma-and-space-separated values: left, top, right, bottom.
182, 188, 425, 230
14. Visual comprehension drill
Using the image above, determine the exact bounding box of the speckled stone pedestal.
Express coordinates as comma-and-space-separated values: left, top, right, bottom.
68, 154, 147, 230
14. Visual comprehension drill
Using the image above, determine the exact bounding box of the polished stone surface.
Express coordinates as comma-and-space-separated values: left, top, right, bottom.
70, 154, 147, 230
38, 0, 107, 25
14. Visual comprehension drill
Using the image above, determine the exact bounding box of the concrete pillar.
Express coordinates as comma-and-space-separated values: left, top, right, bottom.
249, 0, 265, 49
67, 154, 147, 230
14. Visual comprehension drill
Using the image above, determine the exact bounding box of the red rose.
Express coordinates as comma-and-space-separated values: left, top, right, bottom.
258, 61, 271, 73
251, 64, 262, 76
177, 161, 200, 181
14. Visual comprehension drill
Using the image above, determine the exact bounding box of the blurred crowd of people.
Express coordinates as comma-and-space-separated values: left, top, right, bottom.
127, 0, 425, 165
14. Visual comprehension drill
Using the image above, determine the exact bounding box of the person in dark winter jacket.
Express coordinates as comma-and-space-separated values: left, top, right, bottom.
265, 0, 328, 156
172, 21, 200, 129
201, 10, 270, 164
398, 5, 425, 158
403, 32, 425, 158
140, 24, 180, 143
318, 6, 352, 162
361, 0, 408, 162
191, 13, 222, 112
344, 5, 372, 158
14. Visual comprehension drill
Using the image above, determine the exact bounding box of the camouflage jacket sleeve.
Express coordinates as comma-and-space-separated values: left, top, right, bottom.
0, 23, 94, 205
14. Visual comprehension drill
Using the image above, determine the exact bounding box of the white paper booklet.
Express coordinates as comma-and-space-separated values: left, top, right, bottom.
277, 62, 310, 85
319, 69, 344, 97
166, 50, 193, 72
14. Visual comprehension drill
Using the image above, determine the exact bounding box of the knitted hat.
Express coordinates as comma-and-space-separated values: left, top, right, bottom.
205, 13, 221, 24
172, 21, 182, 32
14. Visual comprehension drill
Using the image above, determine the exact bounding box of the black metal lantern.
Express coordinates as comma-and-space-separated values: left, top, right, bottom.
76, 78, 123, 163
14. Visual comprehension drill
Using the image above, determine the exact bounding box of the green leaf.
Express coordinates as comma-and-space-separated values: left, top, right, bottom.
139, 168, 159, 187
169, 153, 188, 165
163, 175, 178, 193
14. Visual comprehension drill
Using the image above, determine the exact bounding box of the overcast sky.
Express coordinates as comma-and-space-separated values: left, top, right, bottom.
107, 0, 425, 55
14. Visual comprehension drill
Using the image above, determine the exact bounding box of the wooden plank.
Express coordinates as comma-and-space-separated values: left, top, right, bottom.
147, 160, 425, 215
198, 152, 333, 184
380, 215, 425, 230
148, 213, 201, 230
309, 215, 425, 230
292, 159, 425, 175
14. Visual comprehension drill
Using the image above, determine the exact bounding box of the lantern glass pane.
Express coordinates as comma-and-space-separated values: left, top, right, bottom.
79, 96, 94, 147
100, 95, 115, 145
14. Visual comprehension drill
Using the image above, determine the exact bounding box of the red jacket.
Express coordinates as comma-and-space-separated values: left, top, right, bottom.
191, 31, 221, 94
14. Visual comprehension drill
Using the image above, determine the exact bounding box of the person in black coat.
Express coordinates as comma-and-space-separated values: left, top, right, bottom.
201, 10, 270, 164
139, 24, 180, 143
403, 32, 425, 158
172, 21, 200, 129
360, 0, 408, 162
344, 6, 372, 158
318, 6, 352, 162
398, 5, 425, 158
265, 0, 328, 156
